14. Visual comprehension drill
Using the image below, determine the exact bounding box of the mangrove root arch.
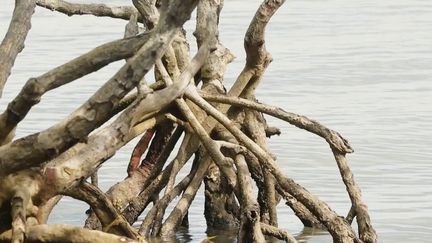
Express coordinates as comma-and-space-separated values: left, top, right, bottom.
0, 0, 377, 243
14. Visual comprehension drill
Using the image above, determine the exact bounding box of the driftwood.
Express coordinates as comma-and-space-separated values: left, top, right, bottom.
0, 0, 377, 243
0, 0, 36, 98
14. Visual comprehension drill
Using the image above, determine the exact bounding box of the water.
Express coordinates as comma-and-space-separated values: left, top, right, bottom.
1, 0, 432, 242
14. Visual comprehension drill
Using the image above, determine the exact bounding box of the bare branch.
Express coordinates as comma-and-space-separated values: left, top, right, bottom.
46, 78, 188, 194
0, 224, 142, 243
333, 151, 377, 243
235, 154, 265, 243
154, 5, 240, 189
201, 93, 354, 154
140, 158, 197, 236
0, 0, 198, 175
176, 99, 237, 188
0, 0, 36, 97
277, 188, 324, 229
164, 113, 192, 132
0, 33, 151, 144
36, 196, 61, 224
10, 191, 27, 243
64, 182, 139, 239
36, 0, 140, 22
260, 223, 297, 243
159, 153, 212, 236
107, 40, 212, 224
164, 132, 192, 193
132, 0, 159, 29
0, 1, 376, 242
244, 0, 285, 66
123, 138, 187, 226
124, 13, 139, 38
244, 110, 278, 226
194, 0, 222, 47
187, 91, 358, 241
242, 149, 324, 229
346, 205, 356, 224
156, 50, 239, 189
127, 129, 155, 177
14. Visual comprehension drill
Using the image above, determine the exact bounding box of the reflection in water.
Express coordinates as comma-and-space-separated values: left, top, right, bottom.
295, 227, 332, 243
149, 227, 334, 242
1, 0, 432, 242
147, 227, 193, 243
205, 228, 237, 243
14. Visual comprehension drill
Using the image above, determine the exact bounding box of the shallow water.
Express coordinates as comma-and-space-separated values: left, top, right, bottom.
1, 0, 432, 242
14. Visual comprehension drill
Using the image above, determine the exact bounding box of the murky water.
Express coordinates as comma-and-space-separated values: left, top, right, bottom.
1, 0, 432, 242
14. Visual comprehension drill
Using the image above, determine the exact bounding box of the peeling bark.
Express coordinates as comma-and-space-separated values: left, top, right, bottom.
127, 129, 155, 177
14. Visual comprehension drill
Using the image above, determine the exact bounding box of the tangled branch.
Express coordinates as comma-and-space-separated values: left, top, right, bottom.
0, 0, 377, 242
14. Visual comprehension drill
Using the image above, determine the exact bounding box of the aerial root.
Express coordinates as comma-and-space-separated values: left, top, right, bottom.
260, 223, 297, 243
10, 191, 27, 243
0, 0, 378, 242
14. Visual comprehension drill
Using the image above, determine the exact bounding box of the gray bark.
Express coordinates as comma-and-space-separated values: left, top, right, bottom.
0, 0, 36, 97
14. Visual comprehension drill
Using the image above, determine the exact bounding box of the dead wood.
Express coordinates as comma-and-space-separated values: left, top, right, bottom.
333, 151, 377, 243
235, 154, 265, 243
140, 155, 198, 236
0, 224, 143, 243
159, 153, 212, 236
0, 0, 198, 175
0, 32, 151, 144
125, 140, 186, 227
0, 0, 377, 242
132, 0, 159, 29
36, 0, 140, 22
0, 0, 36, 97
127, 129, 155, 177
200, 93, 354, 154
108, 36, 212, 215
64, 182, 138, 239
10, 191, 27, 243
244, 109, 278, 227
190, 90, 359, 241
260, 223, 297, 243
